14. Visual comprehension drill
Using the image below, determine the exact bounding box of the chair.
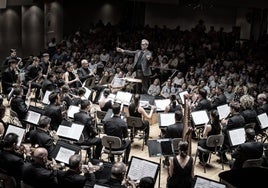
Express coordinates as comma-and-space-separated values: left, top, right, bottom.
0, 171, 16, 188
194, 134, 224, 173
20, 181, 34, 188
126, 116, 146, 151
242, 158, 263, 168
76, 133, 94, 164
101, 135, 126, 162
95, 110, 107, 137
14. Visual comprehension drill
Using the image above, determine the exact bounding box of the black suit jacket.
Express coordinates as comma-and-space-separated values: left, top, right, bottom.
10, 96, 28, 121
44, 104, 62, 131
22, 162, 58, 188
29, 128, 55, 159
241, 109, 257, 124
193, 98, 211, 112
104, 116, 128, 140
74, 111, 97, 140
211, 93, 227, 109
1, 67, 17, 94
41, 78, 58, 94
57, 169, 95, 188
231, 140, 263, 169
0, 150, 24, 183
77, 67, 92, 83
165, 122, 184, 139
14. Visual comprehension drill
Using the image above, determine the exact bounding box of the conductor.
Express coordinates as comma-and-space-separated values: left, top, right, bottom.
116, 39, 152, 94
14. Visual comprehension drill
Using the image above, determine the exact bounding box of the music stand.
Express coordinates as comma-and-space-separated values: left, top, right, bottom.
257, 113, 268, 130
22, 105, 44, 126
5, 124, 26, 146
147, 139, 173, 188
191, 110, 209, 139
115, 91, 132, 106
126, 156, 159, 187
179, 91, 188, 104
217, 104, 230, 120
51, 140, 81, 165
42, 90, 52, 105
154, 99, 170, 112
56, 123, 84, 142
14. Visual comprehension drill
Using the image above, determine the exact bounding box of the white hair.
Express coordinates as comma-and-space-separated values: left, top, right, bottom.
141, 39, 149, 45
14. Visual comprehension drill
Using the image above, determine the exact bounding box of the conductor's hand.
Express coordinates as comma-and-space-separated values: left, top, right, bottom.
116, 47, 124, 53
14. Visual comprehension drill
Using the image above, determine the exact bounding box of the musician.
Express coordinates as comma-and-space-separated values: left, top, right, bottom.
74, 99, 103, 160
192, 88, 211, 112
197, 110, 221, 164
1, 59, 19, 95
211, 84, 227, 110
10, 86, 29, 122
29, 115, 55, 159
229, 128, 263, 170
44, 92, 63, 131
63, 62, 81, 91
24, 56, 42, 99
77, 59, 94, 83
164, 94, 182, 113
41, 72, 58, 94
40, 53, 51, 76
72, 87, 88, 106
104, 103, 131, 164
0, 133, 31, 187
128, 94, 155, 144
22, 147, 58, 188
2, 49, 21, 70
57, 154, 96, 188
98, 88, 113, 112
218, 101, 245, 164
116, 39, 152, 94
109, 70, 126, 94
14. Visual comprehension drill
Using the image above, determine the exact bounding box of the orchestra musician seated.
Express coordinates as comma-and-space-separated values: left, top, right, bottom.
22, 147, 58, 188
98, 88, 113, 112
0, 133, 32, 187
57, 154, 96, 188
29, 115, 55, 160
109, 71, 126, 94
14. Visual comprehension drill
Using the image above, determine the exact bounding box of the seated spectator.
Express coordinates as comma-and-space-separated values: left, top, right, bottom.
29, 115, 55, 159
57, 154, 96, 188
229, 128, 263, 170
147, 78, 161, 97
22, 147, 58, 188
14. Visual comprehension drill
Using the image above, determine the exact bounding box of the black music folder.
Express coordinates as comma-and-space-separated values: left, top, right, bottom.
192, 175, 226, 188
147, 139, 174, 157
126, 156, 159, 185
23, 105, 44, 126
51, 140, 81, 164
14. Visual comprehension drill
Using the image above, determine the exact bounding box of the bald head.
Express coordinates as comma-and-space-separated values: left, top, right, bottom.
33, 147, 48, 164
111, 162, 126, 180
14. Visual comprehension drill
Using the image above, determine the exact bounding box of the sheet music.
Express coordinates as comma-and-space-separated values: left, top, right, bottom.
257, 113, 268, 129
127, 157, 159, 181
154, 99, 170, 111
158, 113, 175, 127
217, 104, 230, 119
194, 176, 226, 188
55, 147, 75, 164
94, 185, 110, 188
5, 125, 25, 146
179, 91, 188, 104
191, 110, 209, 125
42, 90, 52, 105
25, 110, 41, 125
56, 123, 84, 141
228, 128, 245, 146
112, 77, 125, 87
83, 87, 92, 99
115, 91, 132, 105
67, 105, 80, 119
